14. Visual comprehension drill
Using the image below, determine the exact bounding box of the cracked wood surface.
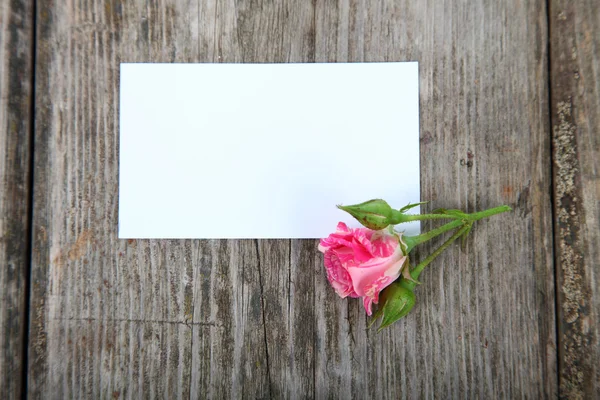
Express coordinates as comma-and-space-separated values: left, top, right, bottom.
549, 0, 600, 398
24, 0, 560, 398
0, 0, 33, 398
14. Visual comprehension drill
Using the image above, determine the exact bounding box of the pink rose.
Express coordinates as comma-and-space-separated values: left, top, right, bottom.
318, 222, 407, 315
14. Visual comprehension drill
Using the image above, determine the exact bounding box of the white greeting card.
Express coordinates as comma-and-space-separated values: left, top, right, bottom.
119, 62, 420, 239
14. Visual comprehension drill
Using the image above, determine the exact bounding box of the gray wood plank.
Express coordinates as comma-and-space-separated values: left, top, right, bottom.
29, 0, 557, 398
313, 1, 557, 398
549, 1, 600, 398
0, 0, 33, 398
28, 1, 291, 398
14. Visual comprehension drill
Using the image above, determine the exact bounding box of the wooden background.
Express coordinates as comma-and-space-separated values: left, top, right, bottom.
1, 0, 598, 398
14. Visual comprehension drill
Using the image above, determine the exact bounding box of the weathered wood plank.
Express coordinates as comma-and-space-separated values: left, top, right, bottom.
0, 0, 33, 398
314, 0, 556, 398
29, 0, 557, 398
549, 1, 600, 398
28, 0, 295, 397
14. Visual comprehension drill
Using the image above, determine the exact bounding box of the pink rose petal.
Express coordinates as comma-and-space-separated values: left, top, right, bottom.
319, 223, 407, 315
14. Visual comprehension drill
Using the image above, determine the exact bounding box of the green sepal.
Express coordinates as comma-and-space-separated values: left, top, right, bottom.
389, 202, 429, 225
398, 201, 428, 213
398, 234, 409, 256
401, 260, 420, 285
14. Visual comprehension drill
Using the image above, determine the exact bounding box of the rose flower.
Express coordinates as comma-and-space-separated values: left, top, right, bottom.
318, 222, 407, 315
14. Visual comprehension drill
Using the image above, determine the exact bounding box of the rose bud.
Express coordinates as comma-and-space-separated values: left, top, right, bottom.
370, 281, 416, 331
337, 199, 395, 230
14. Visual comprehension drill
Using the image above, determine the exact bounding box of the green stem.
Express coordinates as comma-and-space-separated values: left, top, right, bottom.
466, 205, 512, 221
397, 213, 462, 222
403, 219, 464, 252
410, 223, 472, 281
401, 205, 511, 252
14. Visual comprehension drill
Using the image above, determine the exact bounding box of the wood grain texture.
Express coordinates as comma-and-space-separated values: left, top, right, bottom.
314, 1, 556, 398
549, 1, 600, 398
29, 0, 556, 398
0, 0, 33, 398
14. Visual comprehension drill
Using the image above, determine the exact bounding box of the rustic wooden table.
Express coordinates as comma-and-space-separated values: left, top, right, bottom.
1, 0, 598, 398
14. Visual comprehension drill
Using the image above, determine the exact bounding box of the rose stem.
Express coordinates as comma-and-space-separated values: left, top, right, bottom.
400, 224, 472, 292
403, 219, 464, 252
466, 205, 512, 220
401, 205, 511, 252
398, 205, 511, 224
398, 213, 463, 222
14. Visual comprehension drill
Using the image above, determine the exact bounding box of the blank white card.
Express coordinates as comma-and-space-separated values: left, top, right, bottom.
119, 62, 420, 239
